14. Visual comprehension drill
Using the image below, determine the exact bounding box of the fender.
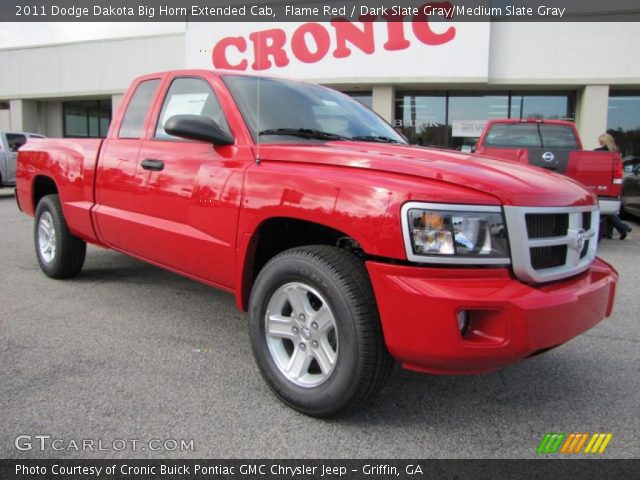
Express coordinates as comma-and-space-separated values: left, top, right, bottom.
233, 159, 499, 309
17, 138, 103, 243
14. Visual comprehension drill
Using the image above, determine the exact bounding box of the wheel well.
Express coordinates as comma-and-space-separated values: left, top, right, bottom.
33, 176, 58, 210
240, 218, 362, 310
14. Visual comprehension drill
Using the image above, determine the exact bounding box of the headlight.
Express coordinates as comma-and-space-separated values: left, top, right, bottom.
401, 202, 511, 265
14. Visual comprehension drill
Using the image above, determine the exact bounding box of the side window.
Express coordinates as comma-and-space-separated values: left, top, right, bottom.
6, 133, 27, 152
155, 77, 231, 139
119, 79, 160, 139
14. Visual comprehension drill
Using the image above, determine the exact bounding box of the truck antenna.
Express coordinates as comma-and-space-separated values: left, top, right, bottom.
255, 28, 262, 165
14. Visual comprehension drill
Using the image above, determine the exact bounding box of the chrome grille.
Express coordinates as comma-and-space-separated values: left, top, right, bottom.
580, 240, 590, 259
504, 205, 599, 283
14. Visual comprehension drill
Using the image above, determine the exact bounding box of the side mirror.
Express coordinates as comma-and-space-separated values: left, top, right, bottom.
164, 114, 234, 146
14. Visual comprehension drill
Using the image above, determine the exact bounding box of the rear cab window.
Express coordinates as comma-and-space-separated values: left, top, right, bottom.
539, 125, 579, 148
119, 79, 161, 139
485, 123, 578, 149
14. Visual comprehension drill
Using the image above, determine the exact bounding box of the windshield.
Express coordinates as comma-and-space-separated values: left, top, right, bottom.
222, 75, 406, 145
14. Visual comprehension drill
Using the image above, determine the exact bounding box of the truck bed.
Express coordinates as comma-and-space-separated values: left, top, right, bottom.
16, 138, 104, 243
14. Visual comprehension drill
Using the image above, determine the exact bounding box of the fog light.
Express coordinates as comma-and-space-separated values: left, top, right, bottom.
457, 311, 470, 337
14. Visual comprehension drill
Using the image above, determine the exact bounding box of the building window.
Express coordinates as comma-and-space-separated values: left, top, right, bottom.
448, 93, 509, 150
395, 91, 576, 147
608, 91, 640, 157
510, 93, 575, 121
345, 92, 373, 109
63, 100, 112, 138
395, 92, 446, 146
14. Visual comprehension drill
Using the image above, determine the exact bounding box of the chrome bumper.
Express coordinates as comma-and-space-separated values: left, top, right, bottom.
599, 198, 621, 215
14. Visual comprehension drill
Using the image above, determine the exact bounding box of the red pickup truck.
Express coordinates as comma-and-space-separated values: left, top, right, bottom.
16, 70, 618, 416
475, 119, 624, 220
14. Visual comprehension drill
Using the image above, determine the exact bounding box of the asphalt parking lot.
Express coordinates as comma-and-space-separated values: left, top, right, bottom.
1, 189, 638, 459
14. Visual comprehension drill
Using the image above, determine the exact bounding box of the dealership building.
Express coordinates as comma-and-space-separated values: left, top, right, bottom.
1, 21, 639, 154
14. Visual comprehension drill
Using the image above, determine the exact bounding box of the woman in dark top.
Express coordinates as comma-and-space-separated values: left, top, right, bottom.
596, 134, 632, 240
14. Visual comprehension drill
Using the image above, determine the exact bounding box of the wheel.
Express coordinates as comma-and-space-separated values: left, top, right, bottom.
249, 245, 393, 417
34, 194, 86, 278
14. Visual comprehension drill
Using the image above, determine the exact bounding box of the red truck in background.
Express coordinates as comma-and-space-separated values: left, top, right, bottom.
16, 70, 618, 416
475, 119, 624, 231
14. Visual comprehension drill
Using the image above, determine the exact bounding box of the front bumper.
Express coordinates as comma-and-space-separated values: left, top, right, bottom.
367, 258, 617, 374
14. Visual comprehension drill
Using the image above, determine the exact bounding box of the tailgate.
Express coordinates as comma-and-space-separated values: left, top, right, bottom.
482, 147, 618, 197
481, 146, 528, 164
565, 151, 618, 197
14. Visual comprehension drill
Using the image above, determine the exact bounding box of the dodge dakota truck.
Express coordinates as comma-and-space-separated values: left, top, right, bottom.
474, 119, 624, 220
16, 70, 618, 416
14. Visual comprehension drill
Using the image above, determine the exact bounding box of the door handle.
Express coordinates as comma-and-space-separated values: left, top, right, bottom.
141, 158, 164, 171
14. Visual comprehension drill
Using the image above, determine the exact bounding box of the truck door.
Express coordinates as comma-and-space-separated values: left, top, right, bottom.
130, 75, 253, 289
623, 164, 640, 213
94, 78, 161, 250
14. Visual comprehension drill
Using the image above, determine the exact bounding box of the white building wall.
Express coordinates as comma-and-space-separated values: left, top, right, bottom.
488, 23, 640, 85
372, 86, 395, 124
43, 101, 64, 138
9, 100, 39, 133
0, 109, 11, 130
576, 86, 611, 150
0, 33, 185, 100
1, 23, 639, 142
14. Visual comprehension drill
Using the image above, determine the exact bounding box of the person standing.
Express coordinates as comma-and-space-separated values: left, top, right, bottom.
595, 134, 632, 240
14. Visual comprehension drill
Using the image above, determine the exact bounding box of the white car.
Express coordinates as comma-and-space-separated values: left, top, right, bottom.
0, 131, 45, 187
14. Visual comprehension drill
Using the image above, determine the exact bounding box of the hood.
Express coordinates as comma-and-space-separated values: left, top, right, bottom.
256, 142, 596, 207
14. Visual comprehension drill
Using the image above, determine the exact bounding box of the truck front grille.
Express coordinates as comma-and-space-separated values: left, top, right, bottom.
504, 206, 599, 284
525, 213, 569, 238
530, 245, 568, 270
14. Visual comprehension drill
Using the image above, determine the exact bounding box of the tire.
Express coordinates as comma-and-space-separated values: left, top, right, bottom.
249, 245, 393, 417
34, 194, 86, 278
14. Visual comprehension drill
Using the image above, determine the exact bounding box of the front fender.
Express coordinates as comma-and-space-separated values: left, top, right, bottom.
233, 160, 499, 309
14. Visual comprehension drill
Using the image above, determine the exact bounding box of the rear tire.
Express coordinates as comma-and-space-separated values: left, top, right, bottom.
34, 194, 86, 278
248, 245, 393, 417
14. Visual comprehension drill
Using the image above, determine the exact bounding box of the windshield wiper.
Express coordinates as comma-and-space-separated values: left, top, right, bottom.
349, 135, 404, 144
258, 128, 347, 141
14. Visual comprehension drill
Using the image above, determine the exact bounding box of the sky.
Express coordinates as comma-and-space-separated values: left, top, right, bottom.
0, 22, 186, 49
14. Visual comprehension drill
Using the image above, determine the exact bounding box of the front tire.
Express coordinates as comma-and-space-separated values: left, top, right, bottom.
249, 245, 393, 417
34, 194, 86, 278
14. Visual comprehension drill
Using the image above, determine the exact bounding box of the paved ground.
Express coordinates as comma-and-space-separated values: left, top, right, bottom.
1, 189, 638, 459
